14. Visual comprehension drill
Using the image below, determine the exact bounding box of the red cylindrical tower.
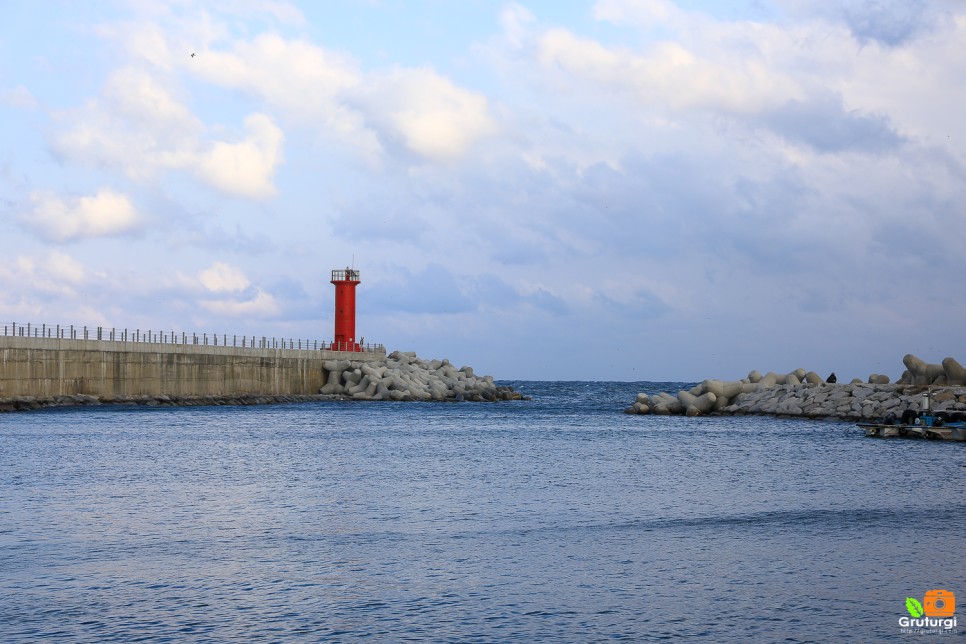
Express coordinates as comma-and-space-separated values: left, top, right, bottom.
331, 267, 361, 352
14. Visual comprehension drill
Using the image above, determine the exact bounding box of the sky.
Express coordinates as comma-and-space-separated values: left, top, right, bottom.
1, 0, 965, 382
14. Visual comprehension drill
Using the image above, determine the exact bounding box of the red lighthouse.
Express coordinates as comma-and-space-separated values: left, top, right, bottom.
331, 267, 361, 351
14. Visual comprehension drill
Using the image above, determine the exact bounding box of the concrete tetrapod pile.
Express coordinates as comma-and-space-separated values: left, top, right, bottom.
321, 351, 524, 402
625, 354, 966, 421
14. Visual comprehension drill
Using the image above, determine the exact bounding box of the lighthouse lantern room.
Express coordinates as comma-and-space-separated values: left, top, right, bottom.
331, 267, 362, 352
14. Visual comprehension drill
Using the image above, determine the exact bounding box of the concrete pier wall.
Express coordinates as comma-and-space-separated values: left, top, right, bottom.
0, 337, 385, 399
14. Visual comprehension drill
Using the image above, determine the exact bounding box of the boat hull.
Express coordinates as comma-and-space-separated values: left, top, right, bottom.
858, 421, 966, 441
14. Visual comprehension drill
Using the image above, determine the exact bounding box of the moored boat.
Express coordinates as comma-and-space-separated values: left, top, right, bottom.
858, 392, 966, 441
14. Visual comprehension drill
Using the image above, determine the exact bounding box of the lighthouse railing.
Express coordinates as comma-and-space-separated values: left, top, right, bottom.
331, 269, 360, 282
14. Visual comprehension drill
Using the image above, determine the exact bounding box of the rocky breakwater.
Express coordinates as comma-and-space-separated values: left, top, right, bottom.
0, 351, 525, 411
320, 351, 524, 402
624, 354, 966, 421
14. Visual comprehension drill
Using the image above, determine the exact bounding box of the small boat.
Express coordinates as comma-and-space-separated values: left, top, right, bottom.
858, 395, 966, 442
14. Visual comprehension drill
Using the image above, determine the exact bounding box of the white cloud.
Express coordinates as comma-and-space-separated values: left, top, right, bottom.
500, 3, 537, 50
51, 67, 202, 180
196, 113, 284, 199
359, 67, 497, 161
188, 32, 381, 159
185, 32, 496, 162
0, 251, 92, 302
198, 262, 251, 293
186, 261, 280, 318
592, 0, 677, 27
50, 67, 284, 199
536, 27, 801, 115
104, 67, 198, 132
200, 289, 280, 317
45, 251, 90, 285
21, 189, 143, 242
191, 33, 358, 112
1, 85, 38, 109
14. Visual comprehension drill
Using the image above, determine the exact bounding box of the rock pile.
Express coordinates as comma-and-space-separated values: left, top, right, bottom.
625, 354, 966, 421
897, 354, 966, 386
320, 351, 524, 402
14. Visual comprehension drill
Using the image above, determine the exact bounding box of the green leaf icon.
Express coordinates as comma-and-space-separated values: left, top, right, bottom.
906, 597, 924, 618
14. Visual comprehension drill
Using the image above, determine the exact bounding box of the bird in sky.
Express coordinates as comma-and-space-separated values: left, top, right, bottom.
190, 52, 195, 58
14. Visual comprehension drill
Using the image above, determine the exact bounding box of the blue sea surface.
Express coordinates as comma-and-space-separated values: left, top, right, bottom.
1, 381, 963, 642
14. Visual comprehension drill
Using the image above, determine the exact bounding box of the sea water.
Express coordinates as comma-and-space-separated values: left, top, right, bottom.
1, 381, 963, 642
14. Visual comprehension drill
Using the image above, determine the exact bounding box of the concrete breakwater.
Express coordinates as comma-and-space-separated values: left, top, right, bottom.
0, 335, 383, 400
320, 351, 524, 401
625, 354, 966, 421
0, 336, 521, 411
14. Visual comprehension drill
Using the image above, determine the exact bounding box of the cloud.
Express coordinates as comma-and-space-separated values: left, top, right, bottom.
535, 26, 801, 116
357, 67, 497, 161
842, 0, 933, 47
187, 261, 280, 318
50, 68, 283, 199
200, 289, 280, 317
196, 113, 284, 199
187, 32, 381, 159
198, 261, 251, 293
760, 93, 904, 153
51, 67, 202, 180
188, 32, 496, 163
366, 264, 476, 315
1, 85, 38, 109
21, 189, 144, 242
500, 2, 537, 49
592, 0, 678, 27
0, 251, 93, 303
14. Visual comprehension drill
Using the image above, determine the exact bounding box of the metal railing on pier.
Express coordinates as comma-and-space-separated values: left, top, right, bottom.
2, 322, 385, 354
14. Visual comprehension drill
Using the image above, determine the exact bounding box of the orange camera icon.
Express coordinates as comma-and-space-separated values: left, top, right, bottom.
924, 589, 955, 618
